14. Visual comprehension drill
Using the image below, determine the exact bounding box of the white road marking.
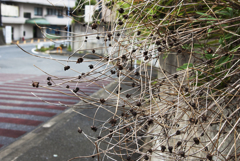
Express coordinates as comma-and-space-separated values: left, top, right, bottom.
31, 48, 39, 54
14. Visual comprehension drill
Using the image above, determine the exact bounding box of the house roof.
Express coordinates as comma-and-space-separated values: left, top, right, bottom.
2, 0, 76, 7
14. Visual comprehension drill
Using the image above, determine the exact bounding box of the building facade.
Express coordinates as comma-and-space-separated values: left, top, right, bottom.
1, 0, 75, 42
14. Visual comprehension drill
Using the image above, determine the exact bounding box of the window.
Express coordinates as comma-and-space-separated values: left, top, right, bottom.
57, 9, 63, 17
24, 12, 31, 18
34, 7, 42, 16
47, 8, 56, 15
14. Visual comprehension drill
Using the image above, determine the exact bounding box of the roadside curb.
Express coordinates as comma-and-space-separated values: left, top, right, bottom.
0, 80, 117, 161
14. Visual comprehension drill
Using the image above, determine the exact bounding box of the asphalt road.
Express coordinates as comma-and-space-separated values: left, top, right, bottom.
0, 43, 110, 150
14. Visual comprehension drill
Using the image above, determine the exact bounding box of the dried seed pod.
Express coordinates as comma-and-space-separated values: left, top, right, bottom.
176, 141, 182, 147
92, 23, 97, 30
206, 154, 212, 160
92, 49, 95, 53
97, 136, 101, 139
156, 40, 161, 45
132, 83, 135, 87
118, 21, 123, 25
148, 148, 153, 153
89, 64, 94, 69
179, 151, 185, 157
47, 77, 51, 81
77, 75, 81, 79
121, 55, 126, 59
168, 146, 173, 153
126, 94, 131, 98
91, 126, 97, 132
144, 55, 149, 61
136, 102, 141, 106
47, 82, 52, 86
100, 98, 105, 104
148, 119, 154, 125
207, 48, 213, 54
32, 82, 39, 88
107, 33, 112, 38
96, 36, 100, 39
118, 65, 123, 70
125, 127, 130, 133
161, 145, 166, 152
177, 49, 182, 53
117, 33, 120, 36
144, 155, 149, 160
176, 130, 181, 135
135, 71, 140, 76
132, 111, 137, 117
193, 137, 200, 145
137, 31, 141, 35
73, 87, 79, 93
126, 156, 131, 160
118, 8, 124, 14
157, 47, 162, 52
66, 85, 69, 88
189, 118, 195, 123
123, 14, 128, 19
109, 118, 117, 125
152, 14, 157, 18
64, 66, 70, 71
143, 51, 148, 55
174, 74, 178, 78
110, 70, 116, 74
84, 40, 87, 42
78, 128, 82, 134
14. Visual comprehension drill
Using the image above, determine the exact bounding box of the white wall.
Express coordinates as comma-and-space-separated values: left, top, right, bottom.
23, 24, 33, 39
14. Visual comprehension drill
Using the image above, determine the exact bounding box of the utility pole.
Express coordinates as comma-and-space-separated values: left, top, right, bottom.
0, 0, 2, 27
67, 0, 70, 46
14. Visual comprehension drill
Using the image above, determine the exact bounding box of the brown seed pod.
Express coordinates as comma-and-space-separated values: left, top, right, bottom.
118, 8, 124, 14
110, 70, 116, 74
78, 128, 82, 133
179, 151, 185, 157
64, 66, 70, 71
136, 102, 141, 106
78, 75, 81, 79
118, 65, 123, 70
126, 94, 131, 98
132, 82, 135, 87
168, 146, 173, 153
161, 145, 166, 152
207, 48, 213, 54
143, 51, 148, 55
148, 119, 154, 125
189, 118, 195, 123
92, 49, 95, 53
206, 154, 212, 160
176, 130, 181, 135
193, 137, 200, 144
47, 82, 52, 86
135, 71, 140, 76
174, 74, 178, 78
152, 14, 157, 18
92, 23, 97, 30
47, 77, 51, 81
157, 47, 162, 52
73, 87, 79, 93
91, 125, 97, 132
118, 21, 123, 25
123, 14, 128, 19
100, 98, 105, 104
144, 155, 149, 160
148, 148, 153, 153
32, 82, 39, 88
176, 141, 182, 147
125, 127, 131, 133
89, 64, 94, 69
66, 85, 69, 88
137, 31, 141, 35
